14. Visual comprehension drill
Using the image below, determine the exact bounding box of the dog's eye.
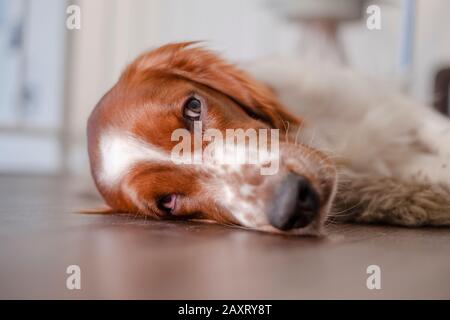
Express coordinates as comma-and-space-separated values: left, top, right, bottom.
183, 97, 202, 121
156, 194, 177, 214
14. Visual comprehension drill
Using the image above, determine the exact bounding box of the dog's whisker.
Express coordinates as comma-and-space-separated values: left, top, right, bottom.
283, 120, 290, 143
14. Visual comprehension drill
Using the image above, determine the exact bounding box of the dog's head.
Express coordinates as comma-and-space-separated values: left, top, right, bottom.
87, 42, 337, 235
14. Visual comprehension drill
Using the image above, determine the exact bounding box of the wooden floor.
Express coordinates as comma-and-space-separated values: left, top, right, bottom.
0, 175, 449, 299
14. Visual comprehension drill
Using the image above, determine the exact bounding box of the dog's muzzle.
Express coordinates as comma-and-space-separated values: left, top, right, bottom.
267, 173, 321, 230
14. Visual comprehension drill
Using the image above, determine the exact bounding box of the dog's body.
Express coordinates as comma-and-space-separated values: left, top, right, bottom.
88, 43, 450, 235
248, 58, 450, 226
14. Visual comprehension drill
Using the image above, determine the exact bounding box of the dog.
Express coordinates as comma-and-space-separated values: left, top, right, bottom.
87, 42, 450, 235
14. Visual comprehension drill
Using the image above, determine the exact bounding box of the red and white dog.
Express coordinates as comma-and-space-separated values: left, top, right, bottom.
87, 42, 450, 235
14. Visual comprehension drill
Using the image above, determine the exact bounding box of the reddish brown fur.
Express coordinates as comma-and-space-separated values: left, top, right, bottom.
87, 42, 335, 232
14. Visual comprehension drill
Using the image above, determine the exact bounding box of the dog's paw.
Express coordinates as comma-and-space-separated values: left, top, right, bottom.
332, 174, 450, 227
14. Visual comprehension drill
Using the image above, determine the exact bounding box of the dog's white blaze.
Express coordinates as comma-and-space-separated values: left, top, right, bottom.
99, 131, 170, 186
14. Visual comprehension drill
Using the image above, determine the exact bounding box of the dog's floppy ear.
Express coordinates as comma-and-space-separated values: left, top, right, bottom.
127, 42, 301, 131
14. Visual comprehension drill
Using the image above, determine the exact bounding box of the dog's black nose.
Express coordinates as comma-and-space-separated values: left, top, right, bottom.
267, 173, 321, 231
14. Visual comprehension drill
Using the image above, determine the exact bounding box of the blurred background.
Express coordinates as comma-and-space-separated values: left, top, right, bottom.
1, 0, 449, 177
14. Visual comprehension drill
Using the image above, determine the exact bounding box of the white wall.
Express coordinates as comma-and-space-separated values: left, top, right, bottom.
0, 0, 67, 174
342, 0, 450, 104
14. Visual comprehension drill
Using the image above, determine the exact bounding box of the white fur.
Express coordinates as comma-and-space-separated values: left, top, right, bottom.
98, 130, 170, 186
248, 58, 450, 188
